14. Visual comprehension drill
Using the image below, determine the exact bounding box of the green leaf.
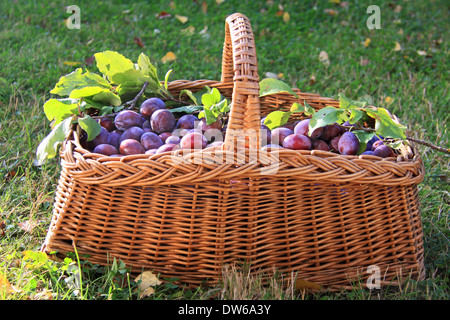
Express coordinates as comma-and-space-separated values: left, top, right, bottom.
78, 115, 101, 141
202, 104, 218, 125
43, 98, 79, 125
36, 117, 73, 165
69, 86, 109, 99
92, 90, 122, 107
349, 108, 363, 124
111, 68, 149, 86
137, 52, 159, 83
164, 69, 173, 91
352, 130, 375, 154
179, 89, 199, 105
168, 105, 203, 114
94, 50, 134, 81
201, 87, 221, 107
338, 93, 366, 110
366, 108, 406, 139
50, 68, 111, 97
264, 110, 291, 130
290, 101, 315, 116
259, 78, 299, 98
385, 140, 404, 150
308, 106, 341, 136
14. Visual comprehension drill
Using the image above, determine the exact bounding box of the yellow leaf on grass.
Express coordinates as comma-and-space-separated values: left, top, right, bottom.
385, 96, 394, 104
63, 61, 81, 66
175, 14, 188, 24
216, 0, 225, 4
394, 41, 402, 51
417, 50, 427, 56
364, 38, 371, 47
0, 273, 16, 294
319, 50, 330, 67
161, 51, 176, 63
282, 11, 290, 23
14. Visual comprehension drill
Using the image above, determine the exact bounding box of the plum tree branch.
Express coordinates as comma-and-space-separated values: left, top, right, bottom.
405, 137, 450, 154
124, 81, 149, 110
338, 124, 449, 154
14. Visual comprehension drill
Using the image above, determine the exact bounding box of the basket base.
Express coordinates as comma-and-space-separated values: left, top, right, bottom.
42, 173, 426, 290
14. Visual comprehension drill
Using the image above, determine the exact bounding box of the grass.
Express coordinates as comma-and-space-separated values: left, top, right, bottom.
0, 0, 448, 300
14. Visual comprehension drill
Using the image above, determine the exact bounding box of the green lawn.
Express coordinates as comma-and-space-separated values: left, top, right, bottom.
0, 0, 448, 300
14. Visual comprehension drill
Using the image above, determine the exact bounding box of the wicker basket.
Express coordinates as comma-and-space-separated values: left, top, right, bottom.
42, 13, 425, 289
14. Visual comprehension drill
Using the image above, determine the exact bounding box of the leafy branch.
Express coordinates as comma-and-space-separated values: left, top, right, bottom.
259, 78, 449, 155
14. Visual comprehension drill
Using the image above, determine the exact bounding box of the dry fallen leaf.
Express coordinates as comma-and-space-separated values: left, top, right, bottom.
417, 50, 427, 56
18, 220, 40, 233
175, 14, 188, 24
364, 38, 371, 47
181, 25, 195, 35
394, 41, 402, 51
161, 51, 176, 63
135, 271, 161, 299
84, 55, 95, 66
134, 37, 145, 48
360, 58, 370, 66
319, 50, 330, 66
202, 1, 208, 13
216, 0, 225, 4
295, 278, 321, 291
283, 11, 290, 23
156, 11, 171, 19
324, 9, 338, 16
309, 74, 316, 85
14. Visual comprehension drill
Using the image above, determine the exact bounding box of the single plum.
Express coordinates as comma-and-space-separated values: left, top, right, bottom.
120, 126, 144, 142
338, 131, 360, 155
140, 132, 163, 150
150, 109, 176, 134
372, 139, 384, 150
159, 132, 172, 143
93, 143, 119, 156
108, 129, 123, 150
271, 127, 294, 146
329, 135, 341, 151
119, 139, 145, 155
312, 139, 330, 151
156, 143, 178, 154
99, 117, 115, 132
177, 114, 198, 130
140, 97, 166, 119
373, 145, 394, 158
114, 110, 143, 131
88, 126, 110, 150
198, 117, 222, 133
282, 134, 312, 150
294, 119, 323, 139
321, 124, 341, 142
180, 132, 208, 150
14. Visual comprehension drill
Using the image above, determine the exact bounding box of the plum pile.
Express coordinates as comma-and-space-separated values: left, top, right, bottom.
263, 118, 395, 157
83, 97, 224, 157
83, 98, 395, 158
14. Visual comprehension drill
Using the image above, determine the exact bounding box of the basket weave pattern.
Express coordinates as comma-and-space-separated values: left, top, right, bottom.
42, 13, 425, 288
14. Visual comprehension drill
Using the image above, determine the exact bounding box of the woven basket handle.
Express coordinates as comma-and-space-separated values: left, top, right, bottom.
221, 13, 261, 150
